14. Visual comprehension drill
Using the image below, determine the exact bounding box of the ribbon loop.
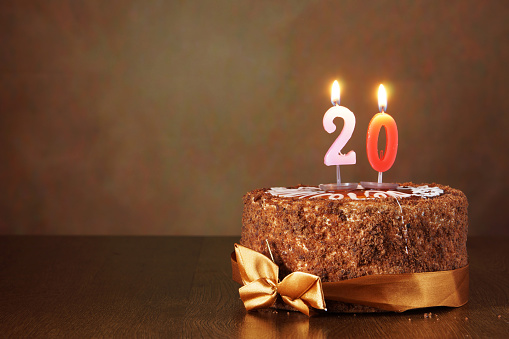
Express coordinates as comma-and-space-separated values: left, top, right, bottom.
234, 244, 278, 285
279, 272, 326, 311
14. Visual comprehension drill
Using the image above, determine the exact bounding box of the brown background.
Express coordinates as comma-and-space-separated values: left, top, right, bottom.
0, 1, 508, 235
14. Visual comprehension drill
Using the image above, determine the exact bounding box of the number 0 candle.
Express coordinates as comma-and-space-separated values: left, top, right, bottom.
362, 84, 398, 189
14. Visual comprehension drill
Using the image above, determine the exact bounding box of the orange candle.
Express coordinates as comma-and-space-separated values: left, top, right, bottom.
366, 84, 398, 182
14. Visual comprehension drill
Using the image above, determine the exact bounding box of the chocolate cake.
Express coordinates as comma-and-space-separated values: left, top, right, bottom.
240, 183, 468, 312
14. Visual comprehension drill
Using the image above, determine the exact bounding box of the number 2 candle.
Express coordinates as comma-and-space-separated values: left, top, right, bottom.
319, 80, 358, 191
362, 84, 399, 189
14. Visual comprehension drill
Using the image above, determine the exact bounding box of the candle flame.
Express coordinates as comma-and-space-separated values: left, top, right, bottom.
331, 80, 340, 106
378, 84, 387, 112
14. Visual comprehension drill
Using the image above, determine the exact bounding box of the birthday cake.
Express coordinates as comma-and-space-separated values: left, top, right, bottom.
239, 183, 468, 313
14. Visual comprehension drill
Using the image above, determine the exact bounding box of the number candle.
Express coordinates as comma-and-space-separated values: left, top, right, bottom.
319, 80, 358, 191
361, 84, 399, 190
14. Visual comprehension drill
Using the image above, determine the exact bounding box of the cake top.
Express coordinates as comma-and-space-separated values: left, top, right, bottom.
242, 183, 469, 207
268, 184, 443, 201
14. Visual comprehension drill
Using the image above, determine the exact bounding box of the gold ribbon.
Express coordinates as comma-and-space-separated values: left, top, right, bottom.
234, 243, 326, 316
232, 244, 469, 315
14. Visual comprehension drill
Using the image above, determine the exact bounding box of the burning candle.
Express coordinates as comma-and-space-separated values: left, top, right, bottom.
319, 80, 358, 191
361, 84, 399, 190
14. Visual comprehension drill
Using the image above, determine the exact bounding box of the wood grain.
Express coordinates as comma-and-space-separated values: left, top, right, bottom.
0, 236, 507, 337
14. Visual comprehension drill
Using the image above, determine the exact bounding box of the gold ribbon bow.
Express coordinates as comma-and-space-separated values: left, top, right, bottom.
234, 243, 326, 316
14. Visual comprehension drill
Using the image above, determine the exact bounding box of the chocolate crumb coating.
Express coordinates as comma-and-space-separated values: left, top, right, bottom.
240, 183, 468, 313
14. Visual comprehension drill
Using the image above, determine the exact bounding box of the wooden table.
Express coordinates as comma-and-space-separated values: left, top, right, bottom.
0, 236, 507, 337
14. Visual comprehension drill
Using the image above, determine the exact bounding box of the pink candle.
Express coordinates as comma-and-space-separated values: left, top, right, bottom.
323, 81, 356, 166
319, 80, 358, 191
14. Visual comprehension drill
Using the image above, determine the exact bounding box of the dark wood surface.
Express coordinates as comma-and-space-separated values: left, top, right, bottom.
0, 236, 507, 337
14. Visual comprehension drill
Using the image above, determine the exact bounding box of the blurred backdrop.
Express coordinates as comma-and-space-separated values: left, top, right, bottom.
0, 1, 508, 235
